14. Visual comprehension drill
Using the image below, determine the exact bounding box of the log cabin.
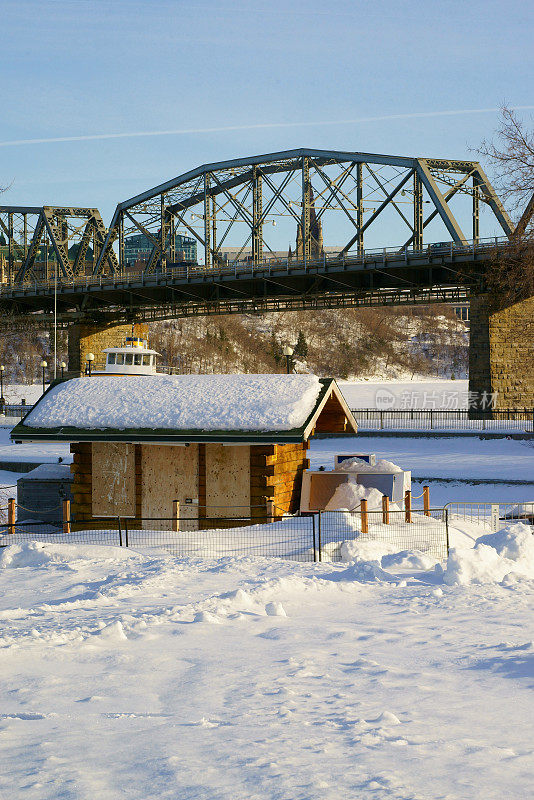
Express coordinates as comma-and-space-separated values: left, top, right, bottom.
11, 374, 357, 528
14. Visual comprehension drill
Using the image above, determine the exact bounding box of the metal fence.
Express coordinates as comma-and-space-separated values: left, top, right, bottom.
351, 408, 534, 433
445, 501, 534, 531
0, 404, 32, 419
318, 508, 449, 561
0, 508, 449, 563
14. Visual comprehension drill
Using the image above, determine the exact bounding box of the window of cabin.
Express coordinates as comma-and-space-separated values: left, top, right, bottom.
107, 353, 116, 365
142, 355, 151, 366
125, 354, 133, 365
116, 353, 124, 365
134, 354, 142, 366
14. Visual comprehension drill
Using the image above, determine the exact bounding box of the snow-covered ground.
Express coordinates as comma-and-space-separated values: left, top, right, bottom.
339, 378, 469, 409
0, 427, 72, 466
1, 383, 44, 406
310, 436, 533, 482
1, 525, 533, 800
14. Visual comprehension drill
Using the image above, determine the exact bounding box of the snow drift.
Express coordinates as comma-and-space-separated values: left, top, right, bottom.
439, 522, 534, 585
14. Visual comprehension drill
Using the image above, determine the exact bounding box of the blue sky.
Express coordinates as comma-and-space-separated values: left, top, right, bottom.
1, 0, 533, 247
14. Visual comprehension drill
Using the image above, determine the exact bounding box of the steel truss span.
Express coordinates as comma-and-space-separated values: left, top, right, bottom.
1, 148, 529, 327
0, 206, 118, 282
95, 148, 514, 276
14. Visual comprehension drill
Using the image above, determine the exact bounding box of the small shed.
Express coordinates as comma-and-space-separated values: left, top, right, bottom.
11, 374, 357, 527
17, 464, 73, 524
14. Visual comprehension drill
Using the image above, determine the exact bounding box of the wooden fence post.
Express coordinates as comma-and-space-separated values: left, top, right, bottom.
63, 500, 71, 534
382, 494, 389, 524
172, 500, 180, 533
423, 486, 430, 517
266, 499, 275, 520
404, 490, 412, 523
7, 497, 15, 535
360, 498, 368, 534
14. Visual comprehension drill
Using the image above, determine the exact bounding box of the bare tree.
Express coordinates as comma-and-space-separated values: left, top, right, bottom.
475, 107, 534, 312
477, 105, 534, 221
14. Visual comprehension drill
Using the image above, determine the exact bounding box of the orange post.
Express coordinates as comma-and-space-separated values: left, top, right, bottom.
7, 497, 15, 535
404, 490, 412, 523
423, 485, 430, 517
62, 500, 71, 534
172, 500, 180, 533
360, 498, 368, 534
382, 494, 389, 524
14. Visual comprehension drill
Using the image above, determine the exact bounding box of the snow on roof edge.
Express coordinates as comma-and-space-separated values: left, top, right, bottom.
21, 373, 328, 434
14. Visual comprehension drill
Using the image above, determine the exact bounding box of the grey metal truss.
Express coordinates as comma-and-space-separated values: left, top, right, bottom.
0, 206, 118, 282
10, 148, 502, 279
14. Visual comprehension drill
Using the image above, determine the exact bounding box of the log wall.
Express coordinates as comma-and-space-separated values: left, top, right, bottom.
70, 442, 92, 519
250, 442, 309, 519
70, 440, 310, 527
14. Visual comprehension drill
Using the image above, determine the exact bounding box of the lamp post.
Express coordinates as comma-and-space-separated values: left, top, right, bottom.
40, 360, 47, 394
60, 361, 67, 379
282, 345, 294, 374
86, 352, 95, 376
0, 365, 4, 412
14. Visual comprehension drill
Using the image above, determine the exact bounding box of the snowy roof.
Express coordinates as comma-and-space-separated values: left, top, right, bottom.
102, 347, 160, 355
12, 374, 357, 443
19, 464, 73, 482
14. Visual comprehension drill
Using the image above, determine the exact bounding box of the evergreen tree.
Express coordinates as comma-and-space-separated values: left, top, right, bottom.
294, 330, 308, 359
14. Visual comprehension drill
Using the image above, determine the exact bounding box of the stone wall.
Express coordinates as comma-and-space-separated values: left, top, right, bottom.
469, 293, 534, 408
68, 322, 149, 373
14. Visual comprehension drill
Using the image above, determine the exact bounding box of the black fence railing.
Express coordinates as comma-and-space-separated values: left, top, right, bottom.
0, 403, 32, 419
0, 508, 449, 563
351, 408, 534, 432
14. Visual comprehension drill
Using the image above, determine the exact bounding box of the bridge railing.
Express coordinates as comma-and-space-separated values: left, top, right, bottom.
0, 235, 511, 294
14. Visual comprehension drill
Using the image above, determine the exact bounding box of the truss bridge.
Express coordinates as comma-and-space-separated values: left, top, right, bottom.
0, 148, 526, 327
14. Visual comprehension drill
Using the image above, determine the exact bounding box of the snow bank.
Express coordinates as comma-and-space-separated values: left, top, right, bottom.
336, 457, 403, 473
324, 477, 386, 512
440, 523, 534, 585
0, 540, 143, 569
24, 374, 323, 431
338, 538, 438, 571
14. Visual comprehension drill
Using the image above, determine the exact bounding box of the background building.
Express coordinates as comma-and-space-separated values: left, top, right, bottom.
124, 232, 197, 268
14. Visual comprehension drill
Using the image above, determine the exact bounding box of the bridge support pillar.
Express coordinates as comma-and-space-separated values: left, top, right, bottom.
469, 294, 534, 409
68, 322, 149, 373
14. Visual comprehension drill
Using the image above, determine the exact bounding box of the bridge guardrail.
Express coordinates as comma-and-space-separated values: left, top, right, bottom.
0, 235, 510, 294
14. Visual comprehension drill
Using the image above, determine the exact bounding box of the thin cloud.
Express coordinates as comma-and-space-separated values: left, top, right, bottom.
1, 106, 533, 148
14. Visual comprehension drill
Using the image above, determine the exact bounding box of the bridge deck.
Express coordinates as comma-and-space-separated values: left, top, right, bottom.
0, 237, 504, 326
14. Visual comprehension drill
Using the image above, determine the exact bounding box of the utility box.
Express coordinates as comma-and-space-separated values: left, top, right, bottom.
334, 453, 376, 467
17, 464, 73, 525
300, 468, 411, 512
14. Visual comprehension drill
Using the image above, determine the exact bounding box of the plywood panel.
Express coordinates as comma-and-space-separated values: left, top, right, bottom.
92, 442, 136, 517
141, 444, 199, 530
205, 444, 250, 517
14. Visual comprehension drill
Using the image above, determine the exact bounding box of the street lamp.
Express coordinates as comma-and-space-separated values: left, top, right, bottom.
86, 352, 95, 376
60, 361, 67, 379
40, 360, 47, 394
0, 365, 4, 411
282, 345, 294, 374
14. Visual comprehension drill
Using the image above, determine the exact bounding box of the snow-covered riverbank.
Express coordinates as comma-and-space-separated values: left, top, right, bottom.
1, 524, 533, 800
